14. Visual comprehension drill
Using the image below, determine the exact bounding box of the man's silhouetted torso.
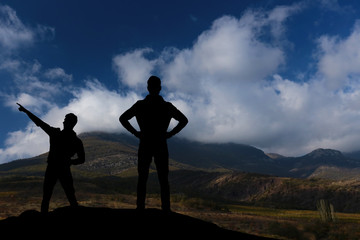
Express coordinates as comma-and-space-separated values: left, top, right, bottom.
134, 95, 182, 141
46, 126, 84, 165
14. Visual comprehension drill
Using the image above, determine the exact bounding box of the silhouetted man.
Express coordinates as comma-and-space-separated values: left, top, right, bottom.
17, 103, 85, 213
120, 76, 188, 212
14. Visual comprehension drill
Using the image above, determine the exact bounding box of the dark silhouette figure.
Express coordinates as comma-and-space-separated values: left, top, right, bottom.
17, 103, 85, 213
120, 76, 188, 212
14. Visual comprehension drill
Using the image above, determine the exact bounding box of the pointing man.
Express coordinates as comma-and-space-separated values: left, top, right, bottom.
17, 103, 85, 213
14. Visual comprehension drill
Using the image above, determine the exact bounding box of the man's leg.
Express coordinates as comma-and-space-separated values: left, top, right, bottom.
41, 165, 58, 213
59, 166, 78, 207
137, 143, 152, 210
154, 145, 170, 212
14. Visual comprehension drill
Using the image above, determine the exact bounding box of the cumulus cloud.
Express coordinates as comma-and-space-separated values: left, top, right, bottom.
0, 5, 34, 50
318, 0, 352, 13
44, 67, 73, 82
108, 4, 360, 156
113, 48, 157, 92
0, 4, 54, 53
0, 4, 59, 112
1, 60, 73, 114
0, 127, 49, 162
3, 3, 360, 163
317, 20, 360, 89
0, 80, 142, 161
161, 14, 286, 95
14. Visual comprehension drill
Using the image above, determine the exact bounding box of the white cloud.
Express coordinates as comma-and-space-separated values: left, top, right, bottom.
44, 67, 73, 82
0, 127, 49, 161
318, 0, 351, 13
150, 6, 360, 156
0, 60, 71, 111
4, 93, 55, 114
63, 80, 141, 134
0, 4, 54, 53
0, 5, 34, 50
267, 3, 303, 40
4, 3, 360, 163
112, 48, 157, 92
317, 21, 360, 89
0, 80, 142, 162
0, 58, 21, 70
0, 4, 60, 112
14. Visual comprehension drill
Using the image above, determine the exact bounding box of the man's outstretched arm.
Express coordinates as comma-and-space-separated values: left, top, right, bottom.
17, 103, 51, 134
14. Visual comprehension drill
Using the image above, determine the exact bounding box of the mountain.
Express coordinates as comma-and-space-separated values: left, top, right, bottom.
2, 132, 360, 179
296, 148, 356, 167
80, 132, 274, 169
308, 165, 360, 181
167, 138, 286, 175
78, 133, 360, 178
284, 148, 360, 178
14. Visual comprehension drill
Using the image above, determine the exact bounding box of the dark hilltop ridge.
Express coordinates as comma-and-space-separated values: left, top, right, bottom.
0, 206, 276, 239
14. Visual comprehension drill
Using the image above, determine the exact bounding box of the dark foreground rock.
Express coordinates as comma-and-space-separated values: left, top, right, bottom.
0, 206, 277, 239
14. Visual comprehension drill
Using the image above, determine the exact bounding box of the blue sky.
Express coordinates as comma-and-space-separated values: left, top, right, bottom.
1, 0, 360, 162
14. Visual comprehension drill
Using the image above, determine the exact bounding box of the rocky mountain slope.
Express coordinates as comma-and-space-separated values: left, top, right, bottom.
280, 148, 360, 178
79, 132, 360, 178
170, 170, 360, 212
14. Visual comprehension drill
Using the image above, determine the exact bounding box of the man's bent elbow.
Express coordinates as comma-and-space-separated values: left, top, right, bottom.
72, 156, 85, 165
119, 115, 127, 125
182, 116, 189, 127
79, 156, 85, 164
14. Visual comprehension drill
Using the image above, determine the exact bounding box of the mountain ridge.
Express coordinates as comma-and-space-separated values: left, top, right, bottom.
2, 131, 360, 179
285, 148, 360, 178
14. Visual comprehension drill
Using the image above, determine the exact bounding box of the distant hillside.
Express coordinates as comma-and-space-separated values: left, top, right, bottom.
308, 166, 360, 181
80, 133, 360, 178
281, 148, 360, 178
0, 154, 47, 176
2, 132, 360, 179
2, 132, 360, 213
169, 170, 360, 213
167, 137, 287, 175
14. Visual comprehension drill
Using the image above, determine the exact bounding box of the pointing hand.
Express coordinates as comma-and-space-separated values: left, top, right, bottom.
16, 103, 26, 112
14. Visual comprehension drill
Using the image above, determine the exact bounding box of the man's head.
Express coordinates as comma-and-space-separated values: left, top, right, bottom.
147, 76, 161, 95
63, 113, 78, 130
